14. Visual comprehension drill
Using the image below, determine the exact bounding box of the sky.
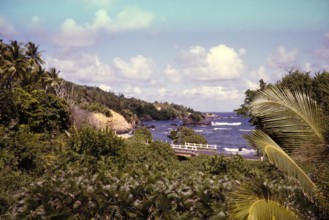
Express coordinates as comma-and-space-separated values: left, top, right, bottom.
1, 0, 329, 112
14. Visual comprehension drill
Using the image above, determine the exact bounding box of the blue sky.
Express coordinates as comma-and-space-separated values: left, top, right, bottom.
1, 0, 329, 111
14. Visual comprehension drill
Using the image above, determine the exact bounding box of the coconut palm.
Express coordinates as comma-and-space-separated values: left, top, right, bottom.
229, 181, 300, 220
21, 67, 46, 91
25, 41, 44, 72
245, 130, 318, 198
42, 67, 62, 94
0, 41, 27, 88
249, 85, 326, 152
229, 85, 329, 219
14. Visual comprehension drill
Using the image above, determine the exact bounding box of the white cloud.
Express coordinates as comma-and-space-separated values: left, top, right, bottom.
53, 7, 154, 47
313, 48, 329, 60
109, 6, 155, 32
46, 52, 115, 84
183, 86, 239, 101
309, 33, 329, 71
266, 46, 299, 69
172, 44, 245, 81
53, 18, 98, 47
205, 45, 244, 79
177, 85, 244, 111
113, 55, 153, 80
244, 65, 270, 90
164, 65, 182, 83
246, 80, 259, 90
0, 16, 16, 36
31, 16, 42, 27
46, 51, 156, 92
124, 86, 142, 97
304, 62, 312, 72
157, 88, 167, 96
238, 48, 246, 55
250, 65, 269, 82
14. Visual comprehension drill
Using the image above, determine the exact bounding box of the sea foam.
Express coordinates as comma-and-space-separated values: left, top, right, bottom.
211, 122, 241, 126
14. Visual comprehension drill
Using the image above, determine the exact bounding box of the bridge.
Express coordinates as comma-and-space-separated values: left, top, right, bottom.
171, 142, 217, 157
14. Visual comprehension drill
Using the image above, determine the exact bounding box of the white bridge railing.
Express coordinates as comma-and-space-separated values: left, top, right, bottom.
171, 142, 217, 151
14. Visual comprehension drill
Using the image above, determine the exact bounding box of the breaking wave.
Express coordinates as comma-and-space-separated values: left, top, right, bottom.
211, 122, 241, 126
239, 129, 254, 132
224, 147, 256, 155
214, 128, 232, 131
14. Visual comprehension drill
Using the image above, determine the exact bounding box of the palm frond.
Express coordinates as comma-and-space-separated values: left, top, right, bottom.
229, 182, 300, 220
245, 130, 318, 198
250, 85, 326, 150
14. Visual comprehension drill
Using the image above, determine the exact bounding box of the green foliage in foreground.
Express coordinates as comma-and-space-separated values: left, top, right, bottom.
0, 123, 323, 219
240, 85, 329, 219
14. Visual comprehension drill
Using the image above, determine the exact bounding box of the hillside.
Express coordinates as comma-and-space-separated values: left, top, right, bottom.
59, 80, 195, 126
0, 39, 196, 134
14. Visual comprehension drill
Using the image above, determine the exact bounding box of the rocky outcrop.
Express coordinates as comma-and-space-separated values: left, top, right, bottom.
71, 105, 133, 134
182, 113, 211, 126
91, 110, 133, 134
182, 117, 211, 126
139, 114, 153, 121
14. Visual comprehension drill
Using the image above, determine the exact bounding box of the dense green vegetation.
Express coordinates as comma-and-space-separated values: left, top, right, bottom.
235, 69, 329, 130
1, 39, 328, 219
234, 70, 329, 219
61, 80, 193, 123
168, 126, 208, 144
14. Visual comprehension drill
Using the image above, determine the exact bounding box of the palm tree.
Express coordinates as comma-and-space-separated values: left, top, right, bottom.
42, 67, 62, 94
229, 181, 300, 220
25, 41, 44, 72
0, 40, 27, 88
21, 67, 46, 91
229, 85, 329, 219
0, 41, 46, 89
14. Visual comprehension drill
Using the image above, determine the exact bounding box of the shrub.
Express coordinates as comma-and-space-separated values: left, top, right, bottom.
0, 88, 18, 127
0, 125, 48, 174
82, 102, 112, 117
14, 166, 227, 219
132, 127, 152, 143
189, 112, 204, 122
10, 88, 71, 133
170, 127, 207, 144
67, 127, 127, 168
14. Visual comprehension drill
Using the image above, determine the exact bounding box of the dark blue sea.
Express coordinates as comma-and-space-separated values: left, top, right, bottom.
144, 112, 257, 156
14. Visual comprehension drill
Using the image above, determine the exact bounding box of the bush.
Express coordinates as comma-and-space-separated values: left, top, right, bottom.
10, 88, 71, 133
121, 109, 136, 123
82, 102, 112, 117
14, 166, 227, 219
0, 88, 18, 127
0, 125, 48, 174
149, 141, 176, 163
67, 127, 127, 168
170, 127, 207, 144
132, 127, 152, 143
189, 112, 204, 122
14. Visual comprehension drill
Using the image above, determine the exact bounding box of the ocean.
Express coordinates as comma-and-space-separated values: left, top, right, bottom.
144, 112, 257, 157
